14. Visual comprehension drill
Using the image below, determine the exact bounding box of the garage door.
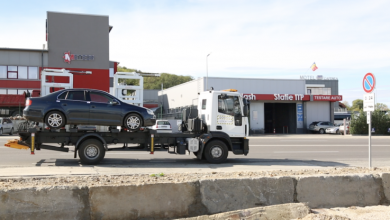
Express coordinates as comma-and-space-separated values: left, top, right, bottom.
306, 101, 330, 128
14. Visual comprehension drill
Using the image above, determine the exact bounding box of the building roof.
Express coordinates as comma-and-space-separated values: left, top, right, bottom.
0, 48, 48, 52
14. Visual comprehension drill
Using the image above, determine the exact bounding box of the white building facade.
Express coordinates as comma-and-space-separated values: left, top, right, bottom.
158, 77, 341, 134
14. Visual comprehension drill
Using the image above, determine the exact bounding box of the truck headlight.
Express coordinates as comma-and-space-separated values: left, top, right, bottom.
147, 109, 154, 115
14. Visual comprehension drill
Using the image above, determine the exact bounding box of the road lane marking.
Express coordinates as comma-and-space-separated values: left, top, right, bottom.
274, 151, 339, 153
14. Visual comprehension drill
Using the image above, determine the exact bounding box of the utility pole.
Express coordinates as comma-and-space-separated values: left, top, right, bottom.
206, 53, 211, 91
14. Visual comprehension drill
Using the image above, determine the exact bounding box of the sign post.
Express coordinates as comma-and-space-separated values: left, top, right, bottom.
363, 73, 376, 168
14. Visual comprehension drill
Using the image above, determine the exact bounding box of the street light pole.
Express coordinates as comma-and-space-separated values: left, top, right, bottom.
206, 53, 211, 91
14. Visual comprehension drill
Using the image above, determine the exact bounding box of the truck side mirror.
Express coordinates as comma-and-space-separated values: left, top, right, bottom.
243, 98, 249, 116
243, 105, 248, 117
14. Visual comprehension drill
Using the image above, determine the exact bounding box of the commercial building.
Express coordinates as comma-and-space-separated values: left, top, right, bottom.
0, 12, 121, 117
159, 76, 342, 134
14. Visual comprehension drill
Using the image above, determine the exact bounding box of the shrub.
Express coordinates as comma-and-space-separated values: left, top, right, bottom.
350, 110, 390, 135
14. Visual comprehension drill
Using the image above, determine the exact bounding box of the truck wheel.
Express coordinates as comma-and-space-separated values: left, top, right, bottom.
45, 111, 66, 129
78, 139, 105, 165
204, 140, 228, 164
124, 113, 143, 131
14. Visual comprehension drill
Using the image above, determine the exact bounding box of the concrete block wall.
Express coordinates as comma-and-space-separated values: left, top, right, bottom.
1, 174, 390, 219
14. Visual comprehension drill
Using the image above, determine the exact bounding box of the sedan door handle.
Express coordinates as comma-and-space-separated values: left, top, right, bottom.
62, 103, 67, 106
91, 105, 95, 108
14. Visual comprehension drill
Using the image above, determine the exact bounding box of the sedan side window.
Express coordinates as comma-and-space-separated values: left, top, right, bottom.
58, 92, 67, 100
90, 92, 114, 103
67, 91, 85, 101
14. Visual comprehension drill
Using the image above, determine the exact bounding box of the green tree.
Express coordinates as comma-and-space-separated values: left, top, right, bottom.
375, 103, 389, 111
115, 66, 193, 89
350, 99, 363, 111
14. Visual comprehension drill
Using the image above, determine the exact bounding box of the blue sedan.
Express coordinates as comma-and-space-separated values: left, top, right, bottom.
23, 89, 156, 130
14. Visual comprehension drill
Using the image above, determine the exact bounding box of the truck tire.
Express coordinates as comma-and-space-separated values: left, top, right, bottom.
204, 140, 228, 164
78, 139, 105, 165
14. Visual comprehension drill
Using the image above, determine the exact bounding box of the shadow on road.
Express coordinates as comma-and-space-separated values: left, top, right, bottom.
33, 157, 349, 168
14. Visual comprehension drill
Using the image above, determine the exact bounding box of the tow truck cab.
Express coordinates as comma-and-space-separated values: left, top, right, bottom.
198, 89, 249, 137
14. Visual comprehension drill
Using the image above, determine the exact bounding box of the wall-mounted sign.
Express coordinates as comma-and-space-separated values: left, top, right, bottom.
243, 94, 310, 101
243, 93, 343, 102
312, 95, 343, 101
300, 75, 338, 80
63, 51, 95, 64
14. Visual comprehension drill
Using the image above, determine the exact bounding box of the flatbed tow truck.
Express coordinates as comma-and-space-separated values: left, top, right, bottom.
5, 89, 250, 165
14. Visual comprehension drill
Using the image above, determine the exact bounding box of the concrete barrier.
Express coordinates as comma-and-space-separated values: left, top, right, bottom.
180, 203, 310, 220
199, 177, 295, 214
89, 182, 206, 220
2, 174, 390, 219
381, 173, 390, 202
0, 186, 90, 220
297, 174, 382, 208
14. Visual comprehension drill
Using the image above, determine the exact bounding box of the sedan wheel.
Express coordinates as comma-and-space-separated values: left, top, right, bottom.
45, 111, 66, 129
0, 128, 2, 136
319, 129, 325, 134
124, 113, 143, 130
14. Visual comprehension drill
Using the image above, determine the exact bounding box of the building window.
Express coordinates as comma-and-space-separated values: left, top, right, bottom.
28, 67, 38, 79
18, 66, 28, 79
0, 66, 39, 79
0, 66, 6, 78
8, 66, 18, 79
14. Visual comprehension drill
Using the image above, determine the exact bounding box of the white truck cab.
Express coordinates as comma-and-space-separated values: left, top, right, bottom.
198, 89, 249, 137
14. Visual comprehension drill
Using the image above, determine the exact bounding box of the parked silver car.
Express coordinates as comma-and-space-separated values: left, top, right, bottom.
309, 121, 336, 134
0, 118, 14, 135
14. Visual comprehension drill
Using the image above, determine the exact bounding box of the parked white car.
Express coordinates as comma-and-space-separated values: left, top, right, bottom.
339, 122, 350, 135
0, 118, 14, 135
149, 120, 172, 133
326, 126, 340, 134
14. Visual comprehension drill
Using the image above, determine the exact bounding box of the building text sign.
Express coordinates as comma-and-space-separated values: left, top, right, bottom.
63, 51, 95, 64
313, 95, 342, 101
243, 94, 342, 102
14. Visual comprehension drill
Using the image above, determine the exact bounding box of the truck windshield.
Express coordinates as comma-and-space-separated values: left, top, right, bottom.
218, 95, 241, 116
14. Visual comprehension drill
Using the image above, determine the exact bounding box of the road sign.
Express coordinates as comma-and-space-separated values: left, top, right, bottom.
367, 111, 371, 124
363, 73, 376, 93
363, 93, 375, 112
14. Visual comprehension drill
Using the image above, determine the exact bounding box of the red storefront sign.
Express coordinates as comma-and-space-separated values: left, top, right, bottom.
312, 95, 342, 101
243, 94, 342, 102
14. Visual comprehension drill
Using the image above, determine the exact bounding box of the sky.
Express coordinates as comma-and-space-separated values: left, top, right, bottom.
1, 0, 389, 107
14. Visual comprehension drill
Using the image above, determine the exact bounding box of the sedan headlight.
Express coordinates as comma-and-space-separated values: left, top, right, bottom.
147, 109, 154, 115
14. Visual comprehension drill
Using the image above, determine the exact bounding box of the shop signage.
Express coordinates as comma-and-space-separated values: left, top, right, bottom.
300, 75, 338, 80
63, 51, 95, 64
297, 104, 303, 128
243, 93, 343, 102
312, 95, 342, 101
243, 94, 310, 101
274, 94, 305, 101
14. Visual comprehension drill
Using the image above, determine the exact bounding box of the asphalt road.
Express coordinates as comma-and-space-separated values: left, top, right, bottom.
0, 134, 389, 170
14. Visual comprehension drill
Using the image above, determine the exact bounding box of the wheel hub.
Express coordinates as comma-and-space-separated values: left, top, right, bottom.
127, 116, 140, 129
211, 146, 223, 158
85, 145, 99, 159
48, 114, 63, 127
